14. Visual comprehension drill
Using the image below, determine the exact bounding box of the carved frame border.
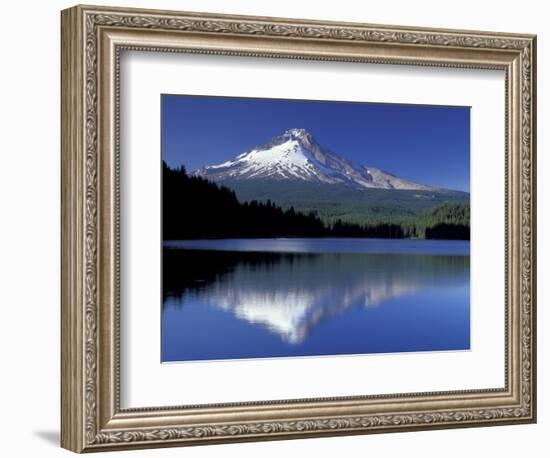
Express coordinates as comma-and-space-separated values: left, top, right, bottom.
61, 4, 536, 453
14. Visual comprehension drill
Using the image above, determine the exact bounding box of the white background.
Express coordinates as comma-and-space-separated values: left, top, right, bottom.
121, 53, 505, 407
0, 0, 546, 457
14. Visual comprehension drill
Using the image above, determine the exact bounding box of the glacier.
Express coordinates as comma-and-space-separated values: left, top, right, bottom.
194, 128, 436, 191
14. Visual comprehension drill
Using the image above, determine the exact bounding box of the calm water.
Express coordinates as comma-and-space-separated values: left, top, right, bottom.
162, 238, 470, 362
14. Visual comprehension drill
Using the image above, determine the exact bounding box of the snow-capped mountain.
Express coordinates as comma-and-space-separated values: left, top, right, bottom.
194, 128, 435, 191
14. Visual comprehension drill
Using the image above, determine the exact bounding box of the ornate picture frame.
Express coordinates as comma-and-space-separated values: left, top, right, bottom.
61, 4, 536, 453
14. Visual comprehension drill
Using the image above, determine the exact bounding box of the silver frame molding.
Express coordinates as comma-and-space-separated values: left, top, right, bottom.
61, 4, 537, 453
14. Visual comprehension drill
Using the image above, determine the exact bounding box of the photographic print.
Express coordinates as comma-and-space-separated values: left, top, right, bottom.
61, 7, 536, 450
161, 95, 471, 363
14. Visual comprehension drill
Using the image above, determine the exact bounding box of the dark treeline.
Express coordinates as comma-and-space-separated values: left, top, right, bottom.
426, 223, 469, 240
417, 202, 469, 240
163, 162, 469, 240
163, 162, 325, 238
331, 220, 405, 238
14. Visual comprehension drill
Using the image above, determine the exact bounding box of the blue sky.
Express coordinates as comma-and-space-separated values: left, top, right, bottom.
162, 94, 470, 192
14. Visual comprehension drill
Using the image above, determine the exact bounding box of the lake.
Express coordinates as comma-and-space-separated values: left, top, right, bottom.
162, 238, 470, 362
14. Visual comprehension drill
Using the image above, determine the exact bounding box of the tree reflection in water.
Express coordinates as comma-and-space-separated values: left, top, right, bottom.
163, 248, 469, 345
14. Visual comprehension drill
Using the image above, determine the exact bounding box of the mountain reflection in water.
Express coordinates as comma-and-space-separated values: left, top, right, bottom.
162, 242, 470, 362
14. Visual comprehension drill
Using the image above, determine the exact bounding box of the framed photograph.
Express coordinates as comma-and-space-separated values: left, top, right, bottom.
61, 4, 537, 453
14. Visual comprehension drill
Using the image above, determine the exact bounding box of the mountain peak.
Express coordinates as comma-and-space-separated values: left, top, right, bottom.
194, 130, 436, 191
282, 127, 310, 139
268, 128, 317, 149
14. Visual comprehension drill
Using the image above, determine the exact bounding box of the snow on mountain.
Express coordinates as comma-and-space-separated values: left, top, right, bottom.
193, 128, 435, 191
